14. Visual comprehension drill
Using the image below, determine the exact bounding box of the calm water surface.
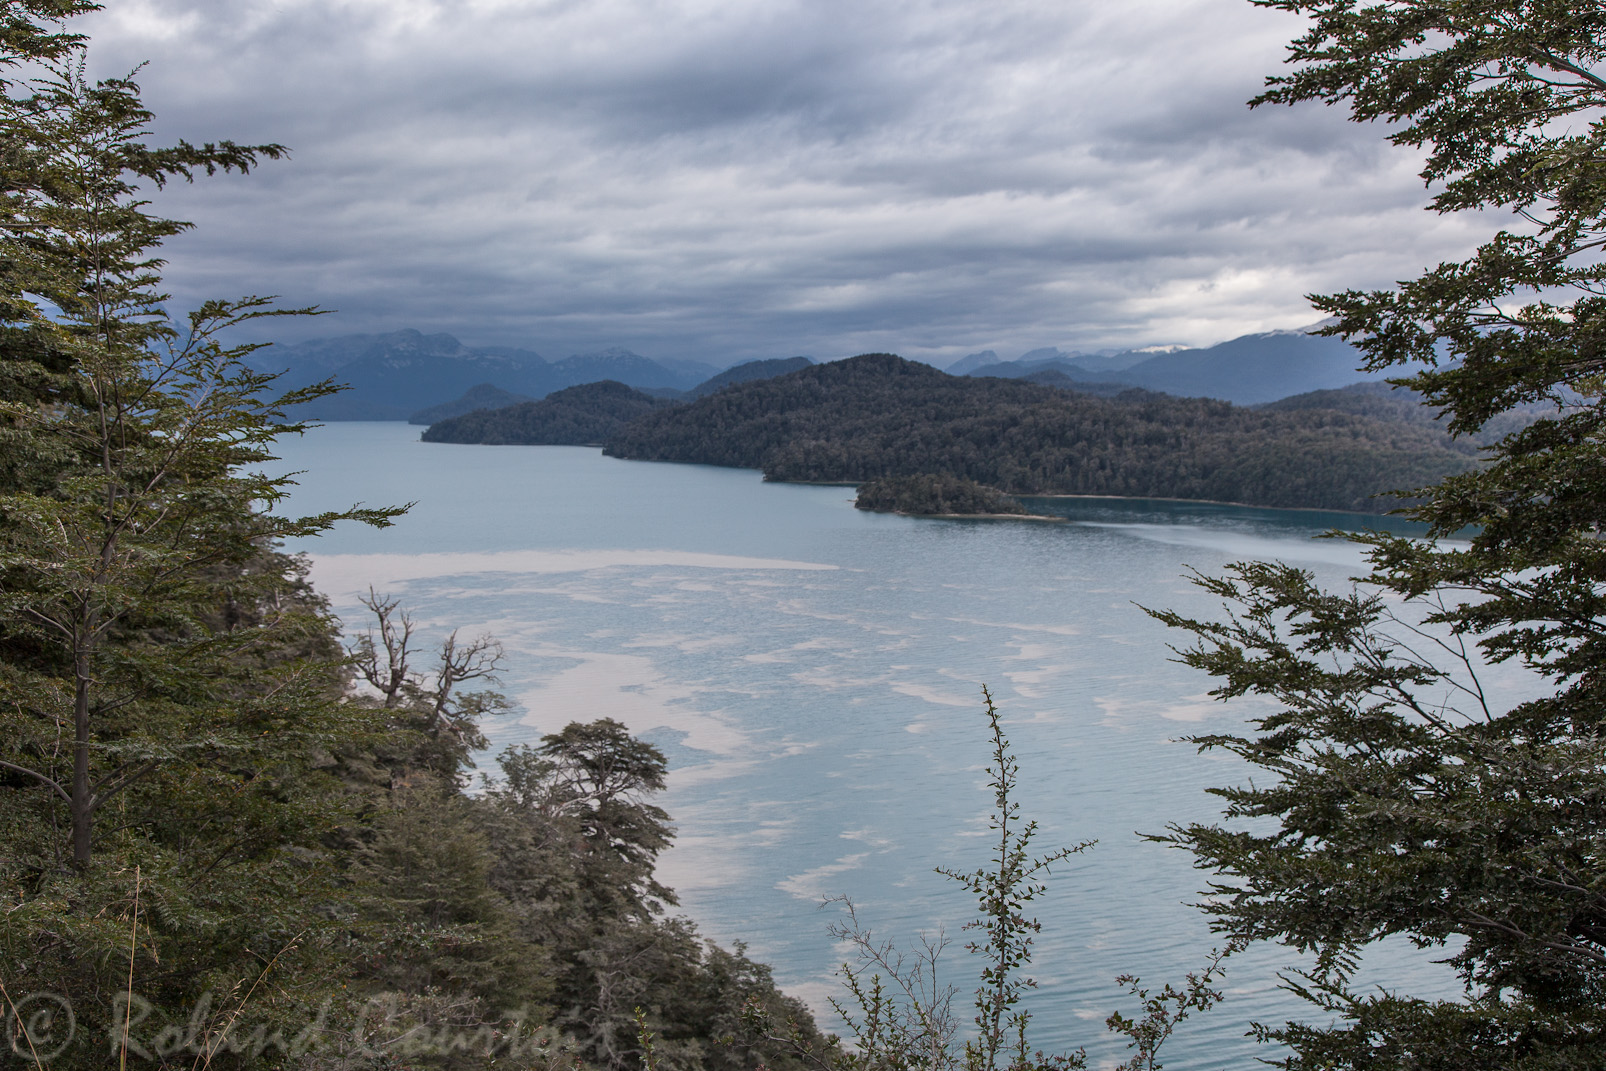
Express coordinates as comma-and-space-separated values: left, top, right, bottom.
274, 422, 1471, 1070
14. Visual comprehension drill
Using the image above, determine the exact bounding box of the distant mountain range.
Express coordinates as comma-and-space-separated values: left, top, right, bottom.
952, 326, 1385, 405
947, 346, 1162, 377
251, 323, 1382, 421
248, 329, 727, 421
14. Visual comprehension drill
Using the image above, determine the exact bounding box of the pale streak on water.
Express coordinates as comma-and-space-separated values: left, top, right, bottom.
272, 422, 1493, 1070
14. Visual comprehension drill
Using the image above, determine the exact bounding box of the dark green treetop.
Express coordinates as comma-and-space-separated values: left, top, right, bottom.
0, 1, 93, 80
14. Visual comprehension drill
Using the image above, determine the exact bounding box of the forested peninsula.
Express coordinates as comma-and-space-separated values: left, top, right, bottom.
424, 380, 675, 445
596, 354, 1479, 513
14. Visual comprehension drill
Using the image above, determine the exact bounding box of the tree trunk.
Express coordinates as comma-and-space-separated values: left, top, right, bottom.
71, 646, 93, 867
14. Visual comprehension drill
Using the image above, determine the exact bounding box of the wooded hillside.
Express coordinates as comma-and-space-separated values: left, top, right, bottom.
605, 354, 1478, 512
423, 380, 676, 445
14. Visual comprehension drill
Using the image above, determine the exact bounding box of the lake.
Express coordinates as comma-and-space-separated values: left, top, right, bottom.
273, 421, 1476, 1069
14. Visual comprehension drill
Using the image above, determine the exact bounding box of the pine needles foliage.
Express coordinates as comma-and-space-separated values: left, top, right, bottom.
1150, 3, 1606, 1067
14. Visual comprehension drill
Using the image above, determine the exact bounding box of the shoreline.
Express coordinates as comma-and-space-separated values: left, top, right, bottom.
863, 508, 1066, 522
770, 476, 1405, 519
441, 443, 1410, 521
1016, 490, 1411, 520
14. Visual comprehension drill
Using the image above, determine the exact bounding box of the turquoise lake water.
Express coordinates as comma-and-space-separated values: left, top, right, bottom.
272, 421, 1491, 1069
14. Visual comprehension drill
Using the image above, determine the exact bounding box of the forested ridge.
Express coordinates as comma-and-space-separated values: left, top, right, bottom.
604, 353, 1479, 512
1259, 380, 1551, 439
423, 379, 676, 445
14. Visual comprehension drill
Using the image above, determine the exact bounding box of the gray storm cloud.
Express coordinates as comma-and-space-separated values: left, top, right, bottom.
73, 0, 1486, 366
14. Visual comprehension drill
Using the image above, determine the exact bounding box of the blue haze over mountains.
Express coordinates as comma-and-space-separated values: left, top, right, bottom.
952, 325, 1390, 405
251, 329, 727, 421
252, 324, 1387, 421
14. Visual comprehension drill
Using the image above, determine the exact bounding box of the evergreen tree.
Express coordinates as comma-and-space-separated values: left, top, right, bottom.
0, 9, 397, 1064
0, 10, 823, 1071
1153, 4, 1606, 1067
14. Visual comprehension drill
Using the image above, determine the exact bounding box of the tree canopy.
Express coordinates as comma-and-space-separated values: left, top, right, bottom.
0, 7, 823, 1069
1153, 3, 1606, 1067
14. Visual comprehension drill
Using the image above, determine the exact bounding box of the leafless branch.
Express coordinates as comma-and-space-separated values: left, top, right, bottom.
0, 759, 70, 802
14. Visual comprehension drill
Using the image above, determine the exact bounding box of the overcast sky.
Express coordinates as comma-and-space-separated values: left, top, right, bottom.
75, 0, 1488, 368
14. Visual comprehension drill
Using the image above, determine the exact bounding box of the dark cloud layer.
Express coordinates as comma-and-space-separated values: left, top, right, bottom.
73, 0, 1486, 366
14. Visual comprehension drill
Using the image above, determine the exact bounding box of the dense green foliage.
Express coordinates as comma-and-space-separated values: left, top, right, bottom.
0, 8, 820, 1069
1151, 2, 1606, 1067
854, 474, 1028, 516
606, 353, 1476, 512
423, 379, 676, 445
0, 11, 381, 1062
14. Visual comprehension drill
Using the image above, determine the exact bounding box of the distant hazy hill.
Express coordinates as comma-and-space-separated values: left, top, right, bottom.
409, 383, 534, 425
249, 329, 721, 420
546, 348, 706, 392
1105, 329, 1386, 403
605, 353, 1475, 512
1262, 381, 1445, 427
1011, 368, 1132, 397
254, 329, 498, 377
971, 358, 1114, 383
967, 327, 1385, 404
656, 356, 724, 383
948, 345, 1169, 377
1066, 347, 1178, 374
945, 350, 1002, 375
691, 356, 813, 397
422, 381, 676, 445
1262, 380, 1549, 444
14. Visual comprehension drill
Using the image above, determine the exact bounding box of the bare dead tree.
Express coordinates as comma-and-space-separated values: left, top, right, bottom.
348, 593, 510, 782
427, 630, 505, 744
351, 588, 418, 710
